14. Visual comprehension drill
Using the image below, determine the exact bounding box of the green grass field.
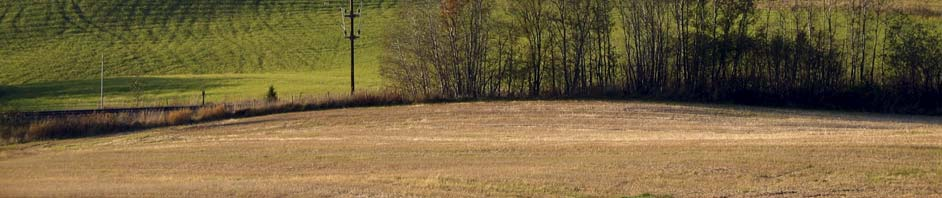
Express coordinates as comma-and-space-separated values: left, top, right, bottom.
0, 70, 383, 111
0, 0, 398, 111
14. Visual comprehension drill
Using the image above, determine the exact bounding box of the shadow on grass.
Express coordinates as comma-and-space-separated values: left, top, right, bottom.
0, 76, 241, 102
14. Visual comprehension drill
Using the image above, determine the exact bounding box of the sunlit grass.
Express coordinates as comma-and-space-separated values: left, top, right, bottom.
0, 68, 383, 111
0, 0, 396, 110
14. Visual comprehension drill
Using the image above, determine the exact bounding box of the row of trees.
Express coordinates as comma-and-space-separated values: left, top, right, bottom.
383, 0, 942, 114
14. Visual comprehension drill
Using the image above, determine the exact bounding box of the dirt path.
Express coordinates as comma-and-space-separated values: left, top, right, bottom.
1, 101, 941, 197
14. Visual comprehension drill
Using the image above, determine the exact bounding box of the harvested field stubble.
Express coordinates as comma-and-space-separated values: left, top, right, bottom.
1, 101, 941, 197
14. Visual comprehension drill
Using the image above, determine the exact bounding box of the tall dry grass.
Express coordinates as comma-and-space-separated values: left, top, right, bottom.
0, 92, 413, 144
194, 105, 227, 121
165, 109, 194, 125
22, 113, 133, 141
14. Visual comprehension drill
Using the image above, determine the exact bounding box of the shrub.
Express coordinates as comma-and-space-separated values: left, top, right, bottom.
166, 109, 194, 125
194, 106, 228, 121
266, 86, 278, 103
134, 111, 167, 127
23, 113, 130, 141
26, 119, 66, 141
1, 124, 26, 143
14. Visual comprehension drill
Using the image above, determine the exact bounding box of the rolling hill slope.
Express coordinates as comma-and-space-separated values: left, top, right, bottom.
0, 0, 399, 85
0, 0, 402, 110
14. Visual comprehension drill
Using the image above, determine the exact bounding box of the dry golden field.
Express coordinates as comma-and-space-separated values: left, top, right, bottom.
1, 101, 941, 197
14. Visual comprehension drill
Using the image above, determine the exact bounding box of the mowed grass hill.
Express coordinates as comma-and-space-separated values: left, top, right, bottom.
0, 0, 400, 110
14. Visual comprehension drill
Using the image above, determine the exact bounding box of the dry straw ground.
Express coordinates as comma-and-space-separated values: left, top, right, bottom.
1, 101, 940, 197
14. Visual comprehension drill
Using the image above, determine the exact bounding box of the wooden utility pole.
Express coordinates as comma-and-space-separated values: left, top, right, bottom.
343, 0, 361, 95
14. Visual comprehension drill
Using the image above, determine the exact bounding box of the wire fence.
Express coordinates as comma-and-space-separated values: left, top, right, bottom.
1, 89, 380, 113
0, 93, 347, 120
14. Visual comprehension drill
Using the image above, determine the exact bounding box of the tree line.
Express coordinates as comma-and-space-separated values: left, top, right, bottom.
382, 0, 942, 114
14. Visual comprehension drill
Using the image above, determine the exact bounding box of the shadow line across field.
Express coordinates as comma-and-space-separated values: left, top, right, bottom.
3, 77, 235, 100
